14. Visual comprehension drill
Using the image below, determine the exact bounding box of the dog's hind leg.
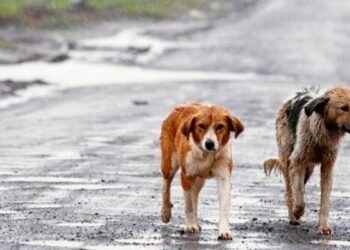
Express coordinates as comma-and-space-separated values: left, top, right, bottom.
319, 159, 334, 235
160, 143, 178, 223
279, 156, 296, 225
283, 167, 296, 224
289, 159, 307, 224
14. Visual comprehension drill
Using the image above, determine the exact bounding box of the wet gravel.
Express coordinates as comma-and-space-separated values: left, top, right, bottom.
0, 0, 350, 249
0, 80, 349, 249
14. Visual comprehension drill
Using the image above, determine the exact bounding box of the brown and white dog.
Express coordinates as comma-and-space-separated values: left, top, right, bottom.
160, 103, 244, 240
264, 86, 350, 235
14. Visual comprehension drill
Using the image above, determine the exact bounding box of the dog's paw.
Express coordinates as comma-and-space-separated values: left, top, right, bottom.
218, 230, 232, 240
185, 224, 201, 234
289, 215, 301, 226
161, 204, 172, 223
292, 204, 305, 219
319, 225, 332, 235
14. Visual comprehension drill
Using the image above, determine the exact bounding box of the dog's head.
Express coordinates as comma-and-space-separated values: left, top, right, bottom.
305, 86, 350, 133
181, 105, 244, 152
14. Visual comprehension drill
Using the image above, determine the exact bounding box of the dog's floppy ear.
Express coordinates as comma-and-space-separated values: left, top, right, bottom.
304, 97, 329, 117
181, 116, 196, 139
227, 115, 244, 138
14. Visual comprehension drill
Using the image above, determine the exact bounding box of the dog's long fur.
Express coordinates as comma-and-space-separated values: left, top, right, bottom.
264, 86, 350, 235
160, 103, 244, 240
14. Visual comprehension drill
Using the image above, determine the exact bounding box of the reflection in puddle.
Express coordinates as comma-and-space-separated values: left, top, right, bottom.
22, 240, 159, 250
312, 240, 350, 247
115, 226, 273, 250
52, 221, 105, 227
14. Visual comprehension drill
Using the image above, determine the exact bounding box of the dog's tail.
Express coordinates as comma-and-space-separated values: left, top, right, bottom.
263, 157, 283, 176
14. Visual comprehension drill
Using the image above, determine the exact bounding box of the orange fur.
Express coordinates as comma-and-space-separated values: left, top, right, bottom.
160, 103, 244, 240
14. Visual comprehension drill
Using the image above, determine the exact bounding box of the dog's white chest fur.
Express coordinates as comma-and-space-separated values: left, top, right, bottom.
185, 136, 231, 177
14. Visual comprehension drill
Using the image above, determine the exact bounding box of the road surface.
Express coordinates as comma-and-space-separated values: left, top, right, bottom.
0, 0, 350, 249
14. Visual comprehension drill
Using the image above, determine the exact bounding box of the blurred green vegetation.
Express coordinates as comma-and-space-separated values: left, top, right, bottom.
0, 38, 17, 49
0, 0, 68, 16
0, 0, 208, 19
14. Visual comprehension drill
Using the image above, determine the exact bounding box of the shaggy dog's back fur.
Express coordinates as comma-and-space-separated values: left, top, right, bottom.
264, 86, 350, 235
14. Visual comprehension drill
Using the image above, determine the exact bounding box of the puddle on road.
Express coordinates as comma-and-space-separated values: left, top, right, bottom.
46, 149, 81, 160
52, 183, 124, 190
0, 84, 55, 109
50, 221, 105, 227
117, 230, 273, 249
0, 170, 19, 176
2, 176, 100, 183
311, 239, 350, 247
77, 28, 200, 64
0, 60, 259, 109
22, 240, 84, 248
21, 240, 159, 250
24, 203, 64, 209
0, 60, 256, 88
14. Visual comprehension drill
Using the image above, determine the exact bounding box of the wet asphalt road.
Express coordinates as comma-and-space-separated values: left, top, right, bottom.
1, 0, 350, 249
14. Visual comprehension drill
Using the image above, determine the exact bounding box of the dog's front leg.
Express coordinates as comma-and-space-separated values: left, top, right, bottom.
319, 160, 334, 235
191, 177, 205, 230
214, 168, 232, 240
181, 172, 200, 233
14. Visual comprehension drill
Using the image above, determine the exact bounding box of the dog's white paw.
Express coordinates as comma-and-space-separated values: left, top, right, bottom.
185, 224, 201, 233
319, 225, 332, 235
218, 230, 232, 240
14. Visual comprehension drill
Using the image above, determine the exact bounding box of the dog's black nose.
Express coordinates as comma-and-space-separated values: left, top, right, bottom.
205, 139, 215, 151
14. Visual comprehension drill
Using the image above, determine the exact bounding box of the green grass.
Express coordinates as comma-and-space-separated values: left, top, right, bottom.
0, 0, 68, 17
0, 0, 207, 19
91, 0, 203, 17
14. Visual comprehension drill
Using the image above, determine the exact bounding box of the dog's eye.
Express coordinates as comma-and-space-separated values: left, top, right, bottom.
216, 124, 225, 130
198, 124, 206, 129
341, 105, 349, 112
